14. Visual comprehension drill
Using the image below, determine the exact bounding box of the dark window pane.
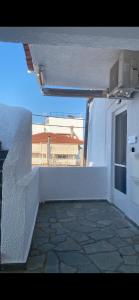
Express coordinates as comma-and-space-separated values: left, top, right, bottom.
115, 110, 127, 165
115, 166, 126, 194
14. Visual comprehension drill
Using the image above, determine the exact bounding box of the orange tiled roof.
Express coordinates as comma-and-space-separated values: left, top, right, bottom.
32, 132, 84, 144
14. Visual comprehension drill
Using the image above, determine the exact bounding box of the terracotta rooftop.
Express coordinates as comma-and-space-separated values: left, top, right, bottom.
32, 132, 84, 145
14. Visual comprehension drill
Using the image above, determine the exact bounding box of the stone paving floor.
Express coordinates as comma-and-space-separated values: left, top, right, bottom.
3, 200, 139, 273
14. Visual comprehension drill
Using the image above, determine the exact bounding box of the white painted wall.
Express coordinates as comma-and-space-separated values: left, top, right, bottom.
87, 95, 139, 226
87, 99, 107, 166
39, 167, 107, 202
18, 168, 40, 262
0, 103, 40, 264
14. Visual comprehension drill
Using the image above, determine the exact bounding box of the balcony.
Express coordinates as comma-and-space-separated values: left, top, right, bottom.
1, 27, 139, 274
2, 200, 139, 273
1, 102, 139, 273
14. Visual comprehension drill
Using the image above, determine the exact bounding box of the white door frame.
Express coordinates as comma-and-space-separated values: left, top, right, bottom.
111, 103, 128, 205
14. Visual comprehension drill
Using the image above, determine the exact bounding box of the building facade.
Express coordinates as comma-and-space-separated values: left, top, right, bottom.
32, 116, 84, 140
32, 132, 84, 166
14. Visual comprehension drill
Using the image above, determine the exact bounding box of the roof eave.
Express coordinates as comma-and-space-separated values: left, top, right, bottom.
23, 43, 34, 72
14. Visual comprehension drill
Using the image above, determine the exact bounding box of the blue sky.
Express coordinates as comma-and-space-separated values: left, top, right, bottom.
0, 42, 86, 123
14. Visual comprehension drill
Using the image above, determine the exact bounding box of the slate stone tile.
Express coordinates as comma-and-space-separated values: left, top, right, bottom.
50, 235, 67, 244
27, 255, 45, 271
83, 240, 116, 254
118, 264, 139, 273
134, 244, 139, 252
55, 238, 81, 251
77, 263, 100, 273
123, 255, 138, 265
97, 220, 112, 226
45, 251, 59, 267
58, 251, 91, 266
60, 263, 77, 273
89, 252, 123, 271
117, 229, 136, 238
131, 236, 139, 243
119, 246, 135, 256
89, 228, 115, 240
69, 232, 90, 242
37, 243, 55, 252
108, 237, 128, 248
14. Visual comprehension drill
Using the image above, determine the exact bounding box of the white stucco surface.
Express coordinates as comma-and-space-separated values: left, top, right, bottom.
1, 27, 139, 49
17, 167, 40, 262
0, 103, 40, 264
87, 99, 107, 166
30, 45, 121, 89
39, 167, 107, 202
0, 103, 31, 151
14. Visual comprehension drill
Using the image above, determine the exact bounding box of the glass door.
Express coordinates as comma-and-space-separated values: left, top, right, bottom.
113, 108, 127, 205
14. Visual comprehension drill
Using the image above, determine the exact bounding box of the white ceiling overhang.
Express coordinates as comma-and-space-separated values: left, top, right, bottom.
29, 44, 121, 90
1, 27, 139, 92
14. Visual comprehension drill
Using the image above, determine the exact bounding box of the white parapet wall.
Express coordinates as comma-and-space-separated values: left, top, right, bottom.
0, 103, 40, 264
39, 166, 107, 202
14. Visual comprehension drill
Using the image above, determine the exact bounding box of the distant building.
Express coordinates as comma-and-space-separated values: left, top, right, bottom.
32, 132, 84, 167
32, 116, 84, 140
